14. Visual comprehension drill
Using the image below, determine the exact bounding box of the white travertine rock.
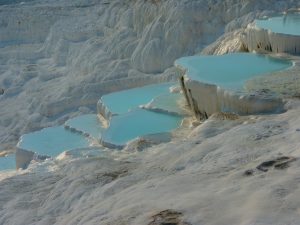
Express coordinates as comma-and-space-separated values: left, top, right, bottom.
181, 78, 284, 120
15, 148, 34, 170
242, 23, 300, 55
201, 30, 244, 55
124, 132, 172, 152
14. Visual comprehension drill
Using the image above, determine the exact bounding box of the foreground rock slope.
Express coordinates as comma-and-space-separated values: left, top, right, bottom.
1, 101, 300, 224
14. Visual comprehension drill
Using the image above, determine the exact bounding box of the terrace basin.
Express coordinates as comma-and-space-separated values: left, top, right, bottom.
97, 82, 175, 119
175, 53, 292, 119
175, 53, 291, 90
18, 126, 90, 157
0, 154, 15, 171
141, 93, 187, 116
100, 109, 182, 148
243, 13, 300, 54
256, 13, 300, 36
65, 114, 104, 139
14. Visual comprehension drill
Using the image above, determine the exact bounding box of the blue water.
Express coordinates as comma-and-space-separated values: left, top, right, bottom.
0, 154, 15, 171
16, 82, 184, 153
101, 83, 174, 114
175, 53, 292, 89
145, 93, 185, 115
18, 126, 90, 157
65, 114, 104, 139
256, 13, 300, 36
100, 109, 182, 146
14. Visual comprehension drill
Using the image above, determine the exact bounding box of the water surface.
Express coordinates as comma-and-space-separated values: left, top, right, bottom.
0, 154, 15, 171
143, 93, 186, 116
101, 109, 182, 146
18, 126, 90, 157
175, 53, 292, 89
65, 114, 104, 139
101, 83, 175, 114
256, 13, 300, 36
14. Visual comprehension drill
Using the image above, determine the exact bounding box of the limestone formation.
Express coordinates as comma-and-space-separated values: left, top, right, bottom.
242, 12, 300, 55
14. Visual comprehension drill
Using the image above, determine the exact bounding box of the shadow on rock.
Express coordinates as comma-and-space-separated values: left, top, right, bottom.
256, 156, 297, 172
148, 210, 191, 225
244, 156, 297, 176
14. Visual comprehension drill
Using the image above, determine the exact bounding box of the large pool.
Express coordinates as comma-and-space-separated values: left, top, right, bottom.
175, 53, 292, 89
18, 126, 90, 157
100, 109, 182, 147
0, 154, 15, 171
255, 13, 300, 36
100, 82, 175, 114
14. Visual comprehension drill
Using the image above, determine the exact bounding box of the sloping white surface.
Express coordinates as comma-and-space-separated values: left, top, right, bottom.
1, 102, 300, 224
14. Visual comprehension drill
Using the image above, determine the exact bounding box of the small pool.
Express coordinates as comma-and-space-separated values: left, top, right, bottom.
256, 13, 300, 36
0, 154, 15, 171
175, 53, 292, 89
18, 126, 90, 157
100, 82, 175, 114
65, 114, 104, 139
100, 109, 182, 147
142, 93, 186, 116
59, 147, 106, 159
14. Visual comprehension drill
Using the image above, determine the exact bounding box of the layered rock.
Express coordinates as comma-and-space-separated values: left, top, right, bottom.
242, 24, 300, 55
242, 13, 300, 55
180, 79, 285, 120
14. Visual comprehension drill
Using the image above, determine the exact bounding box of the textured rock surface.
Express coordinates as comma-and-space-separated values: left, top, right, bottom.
242, 22, 300, 55
180, 78, 285, 119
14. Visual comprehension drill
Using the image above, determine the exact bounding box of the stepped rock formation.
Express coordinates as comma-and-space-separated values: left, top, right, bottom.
1, 0, 300, 150
242, 16, 300, 55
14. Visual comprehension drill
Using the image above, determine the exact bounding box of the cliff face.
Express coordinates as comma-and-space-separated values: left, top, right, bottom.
0, 0, 299, 150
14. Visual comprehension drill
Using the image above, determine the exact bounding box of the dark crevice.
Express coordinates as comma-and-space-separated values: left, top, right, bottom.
179, 76, 191, 107
188, 89, 208, 121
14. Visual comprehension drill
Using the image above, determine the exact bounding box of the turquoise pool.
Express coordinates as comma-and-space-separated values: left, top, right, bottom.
256, 13, 300, 36
16, 82, 185, 154
142, 93, 186, 116
175, 53, 292, 89
18, 126, 90, 157
65, 114, 104, 139
100, 109, 182, 147
0, 154, 15, 171
100, 82, 175, 114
